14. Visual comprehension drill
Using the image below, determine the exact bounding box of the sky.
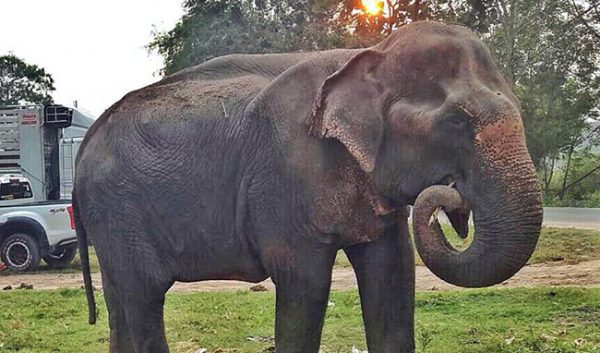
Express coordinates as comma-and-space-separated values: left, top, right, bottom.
0, 0, 184, 118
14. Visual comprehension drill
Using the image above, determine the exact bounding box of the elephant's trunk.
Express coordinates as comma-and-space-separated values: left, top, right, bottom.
413, 129, 543, 287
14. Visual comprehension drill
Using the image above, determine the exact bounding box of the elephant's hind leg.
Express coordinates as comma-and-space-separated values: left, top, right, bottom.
122, 284, 170, 353
93, 220, 173, 353
102, 266, 171, 353
102, 272, 134, 353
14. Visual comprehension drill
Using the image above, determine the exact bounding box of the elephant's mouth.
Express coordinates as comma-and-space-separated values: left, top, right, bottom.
432, 175, 471, 240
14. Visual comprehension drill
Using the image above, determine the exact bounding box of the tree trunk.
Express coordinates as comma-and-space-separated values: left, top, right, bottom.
560, 141, 576, 200
414, 0, 420, 20
542, 157, 555, 193
563, 163, 600, 193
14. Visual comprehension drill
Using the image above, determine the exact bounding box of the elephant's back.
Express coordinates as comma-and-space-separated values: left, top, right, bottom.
74, 73, 270, 207
105, 73, 269, 125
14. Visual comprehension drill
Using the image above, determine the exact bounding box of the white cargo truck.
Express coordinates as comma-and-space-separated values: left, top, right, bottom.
0, 105, 93, 271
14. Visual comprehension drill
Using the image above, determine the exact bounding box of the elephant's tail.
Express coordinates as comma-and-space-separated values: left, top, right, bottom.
73, 194, 97, 325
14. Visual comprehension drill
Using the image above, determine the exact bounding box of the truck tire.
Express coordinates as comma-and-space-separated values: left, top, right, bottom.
43, 244, 77, 269
0, 233, 41, 272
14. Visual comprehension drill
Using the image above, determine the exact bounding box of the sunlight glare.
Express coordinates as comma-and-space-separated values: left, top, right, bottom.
362, 0, 382, 15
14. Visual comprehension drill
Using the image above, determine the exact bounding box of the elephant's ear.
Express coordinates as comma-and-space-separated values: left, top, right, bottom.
308, 50, 386, 173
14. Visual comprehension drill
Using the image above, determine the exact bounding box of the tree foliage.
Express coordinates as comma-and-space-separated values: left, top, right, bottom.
148, 0, 522, 73
148, 0, 492, 74
149, 0, 351, 75
480, 0, 600, 203
0, 54, 55, 106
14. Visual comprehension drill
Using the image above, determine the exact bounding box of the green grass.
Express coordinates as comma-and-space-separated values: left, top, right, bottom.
334, 227, 600, 268
531, 227, 600, 264
0, 288, 599, 352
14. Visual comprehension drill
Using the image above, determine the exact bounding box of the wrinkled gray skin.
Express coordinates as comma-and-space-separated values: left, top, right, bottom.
74, 21, 542, 353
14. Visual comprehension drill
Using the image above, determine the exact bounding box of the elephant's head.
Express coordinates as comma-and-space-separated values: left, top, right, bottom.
308, 22, 542, 287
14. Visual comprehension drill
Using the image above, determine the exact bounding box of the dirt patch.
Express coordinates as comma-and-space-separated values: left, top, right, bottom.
2, 259, 600, 293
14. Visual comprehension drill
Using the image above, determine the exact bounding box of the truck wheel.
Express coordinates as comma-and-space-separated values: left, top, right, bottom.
0, 233, 41, 272
43, 244, 77, 269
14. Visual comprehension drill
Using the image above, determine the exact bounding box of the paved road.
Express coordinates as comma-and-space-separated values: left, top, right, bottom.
409, 207, 600, 231
542, 207, 600, 230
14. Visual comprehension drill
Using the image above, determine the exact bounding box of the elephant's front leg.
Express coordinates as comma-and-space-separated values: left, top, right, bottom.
269, 243, 337, 353
344, 210, 415, 353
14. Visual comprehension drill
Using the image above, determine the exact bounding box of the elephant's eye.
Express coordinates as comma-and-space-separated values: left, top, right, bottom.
446, 113, 468, 127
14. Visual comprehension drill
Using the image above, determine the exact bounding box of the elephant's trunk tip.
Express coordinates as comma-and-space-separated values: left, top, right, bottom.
412, 183, 542, 288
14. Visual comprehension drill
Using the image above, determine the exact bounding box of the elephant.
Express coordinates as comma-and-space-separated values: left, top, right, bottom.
74, 21, 543, 353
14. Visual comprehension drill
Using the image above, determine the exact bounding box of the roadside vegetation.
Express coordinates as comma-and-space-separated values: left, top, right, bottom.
0, 287, 599, 353
335, 226, 600, 268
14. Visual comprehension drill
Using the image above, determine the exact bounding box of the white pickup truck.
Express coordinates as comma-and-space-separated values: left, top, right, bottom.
0, 105, 93, 271
0, 174, 77, 271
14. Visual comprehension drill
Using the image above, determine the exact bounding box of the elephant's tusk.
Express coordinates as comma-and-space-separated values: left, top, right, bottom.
429, 207, 442, 226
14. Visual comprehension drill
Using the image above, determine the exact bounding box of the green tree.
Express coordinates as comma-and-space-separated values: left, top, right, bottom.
320, 0, 497, 41
0, 54, 55, 106
473, 0, 600, 204
149, 0, 478, 75
149, 0, 349, 75
563, 147, 600, 204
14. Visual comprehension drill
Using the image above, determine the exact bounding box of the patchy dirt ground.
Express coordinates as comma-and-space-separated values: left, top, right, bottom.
2, 259, 600, 292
